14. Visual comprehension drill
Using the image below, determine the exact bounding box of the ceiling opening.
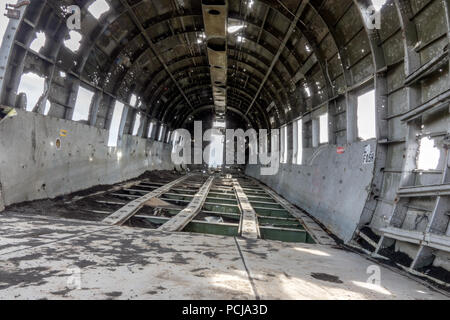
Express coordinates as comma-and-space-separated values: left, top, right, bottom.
88, 0, 111, 19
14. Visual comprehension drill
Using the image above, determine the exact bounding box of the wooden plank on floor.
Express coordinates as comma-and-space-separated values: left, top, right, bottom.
102, 175, 190, 225
158, 176, 215, 232
233, 178, 260, 239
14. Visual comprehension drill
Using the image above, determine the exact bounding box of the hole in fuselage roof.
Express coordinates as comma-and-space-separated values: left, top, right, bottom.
207, 38, 226, 51
208, 9, 221, 15
202, 0, 226, 5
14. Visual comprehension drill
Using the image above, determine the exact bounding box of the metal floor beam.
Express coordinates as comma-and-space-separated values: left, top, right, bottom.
233, 178, 260, 239
254, 181, 336, 246
102, 175, 190, 226
158, 176, 215, 232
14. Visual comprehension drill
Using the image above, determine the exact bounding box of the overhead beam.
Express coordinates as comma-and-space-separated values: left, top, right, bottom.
159, 176, 215, 232
202, 0, 229, 115
245, 0, 309, 115
119, 0, 194, 111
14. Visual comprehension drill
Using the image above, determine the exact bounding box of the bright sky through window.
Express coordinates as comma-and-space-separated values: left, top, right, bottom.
228, 25, 244, 33
148, 122, 155, 138
30, 32, 46, 52
357, 90, 377, 140
132, 113, 141, 136
130, 94, 137, 107
158, 125, 165, 141
17, 73, 46, 112
44, 100, 51, 115
281, 126, 288, 163
297, 119, 303, 165
319, 113, 328, 144
417, 137, 440, 170
72, 87, 94, 121
108, 101, 124, 147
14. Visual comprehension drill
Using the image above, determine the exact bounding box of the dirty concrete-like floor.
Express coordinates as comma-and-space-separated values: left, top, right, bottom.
0, 213, 447, 300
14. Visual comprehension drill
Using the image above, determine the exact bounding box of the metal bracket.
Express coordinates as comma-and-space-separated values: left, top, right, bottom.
4, 1, 30, 19
442, 134, 450, 148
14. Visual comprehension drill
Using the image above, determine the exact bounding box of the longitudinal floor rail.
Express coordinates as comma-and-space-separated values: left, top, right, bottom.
102, 175, 190, 225
158, 176, 215, 232
89, 173, 333, 245
232, 178, 260, 239
255, 182, 336, 246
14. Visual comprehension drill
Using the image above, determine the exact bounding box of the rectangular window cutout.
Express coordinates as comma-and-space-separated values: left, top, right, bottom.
108, 101, 124, 147
292, 122, 298, 164
44, 100, 51, 116
130, 94, 137, 107
417, 136, 440, 170
357, 90, 376, 140
132, 113, 141, 136
172, 131, 179, 148
72, 86, 94, 121
319, 113, 328, 144
166, 130, 172, 143
18, 72, 46, 112
158, 125, 165, 141
297, 119, 303, 165
281, 126, 288, 163
148, 122, 155, 138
